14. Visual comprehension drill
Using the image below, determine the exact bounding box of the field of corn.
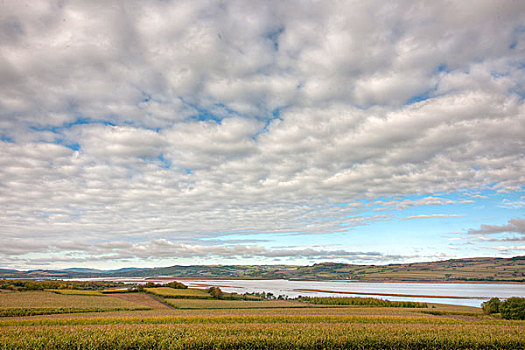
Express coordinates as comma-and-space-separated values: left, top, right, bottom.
1, 288, 524, 349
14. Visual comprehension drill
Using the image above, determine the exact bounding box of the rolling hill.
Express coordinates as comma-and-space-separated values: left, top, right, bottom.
1, 256, 523, 282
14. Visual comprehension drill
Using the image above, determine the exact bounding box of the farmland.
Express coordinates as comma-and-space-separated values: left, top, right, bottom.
165, 299, 310, 309
0, 291, 145, 309
2, 256, 523, 282
0, 285, 524, 349
145, 287, 211, 299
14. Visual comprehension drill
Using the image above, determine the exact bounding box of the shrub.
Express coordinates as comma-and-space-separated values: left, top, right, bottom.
482, 297, 501, 314
165, 281, 187, 289
208, 287, 223, 299
500, 297, 525, 320
298, 296, 427, 308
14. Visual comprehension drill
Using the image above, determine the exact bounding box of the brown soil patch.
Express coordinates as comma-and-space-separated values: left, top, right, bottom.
108, 293, 172, 310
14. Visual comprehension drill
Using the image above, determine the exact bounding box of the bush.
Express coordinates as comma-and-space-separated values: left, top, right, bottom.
165, 281, 187, 289
298, 296, 427, 308
208, 287, 223, 299
482, 297, 501, 314
500, 297, 525, 320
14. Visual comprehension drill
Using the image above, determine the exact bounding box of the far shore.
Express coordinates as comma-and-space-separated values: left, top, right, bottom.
293, 288, 488, 299
139, 277, 525, 284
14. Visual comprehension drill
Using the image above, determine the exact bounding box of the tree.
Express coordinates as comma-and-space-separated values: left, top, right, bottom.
500, 297, 525, 320
208, 287, 223, 299
166, 281, 187, 289
482, 297, 501, 314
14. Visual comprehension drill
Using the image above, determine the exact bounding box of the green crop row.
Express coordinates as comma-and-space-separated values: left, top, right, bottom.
45, 289, 105, 296
0, 314, 477, 327
300, 296, 428, 308
0, 307, 150, 317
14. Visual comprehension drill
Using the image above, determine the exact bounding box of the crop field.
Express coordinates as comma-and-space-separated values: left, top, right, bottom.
165, 299, 312, 309
145, 287, 211, 298
0, 290, 523, 349
0, 291, 150, 317
0, 291, 146, 309
1, 316, 523, 349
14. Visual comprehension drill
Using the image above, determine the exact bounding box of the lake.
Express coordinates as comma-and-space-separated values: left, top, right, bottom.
107, 278, 525, 307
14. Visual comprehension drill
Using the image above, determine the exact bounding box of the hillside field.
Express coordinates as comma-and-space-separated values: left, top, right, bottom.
2, 256, 523, 282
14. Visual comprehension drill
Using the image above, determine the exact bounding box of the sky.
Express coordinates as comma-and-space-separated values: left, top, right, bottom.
0, 0, 524, 270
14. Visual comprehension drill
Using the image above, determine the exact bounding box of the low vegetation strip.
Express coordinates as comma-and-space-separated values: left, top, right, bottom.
145, 287, 211, 299
45, 289, 104, 296
0, 323, 523, 349
101, 289, 134, 294
295, 288, 487, 299
299, 296, 428, 308
165, 299, 311, 309
0, 315, 474, 327
420, 310, 482, 317
0, 307, 150, 317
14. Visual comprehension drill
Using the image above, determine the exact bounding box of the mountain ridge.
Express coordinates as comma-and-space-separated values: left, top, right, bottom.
1, 256, 523, 282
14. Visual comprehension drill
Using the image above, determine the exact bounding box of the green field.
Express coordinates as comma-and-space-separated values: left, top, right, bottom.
45, 289, 105, 296
166, 299, 311, 309
145, 287, 211, 298
0, 290, 523, 349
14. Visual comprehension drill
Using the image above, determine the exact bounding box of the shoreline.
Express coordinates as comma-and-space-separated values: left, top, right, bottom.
293, 288, 488, 299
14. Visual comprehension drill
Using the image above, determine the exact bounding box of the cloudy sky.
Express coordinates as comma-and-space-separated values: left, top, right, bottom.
1, 0, 524, 270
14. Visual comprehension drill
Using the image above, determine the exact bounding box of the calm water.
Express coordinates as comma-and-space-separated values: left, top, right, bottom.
103, 278, 525, 307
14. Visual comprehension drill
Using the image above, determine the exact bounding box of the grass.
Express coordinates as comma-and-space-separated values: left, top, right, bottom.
0, 307, 150, 317
145, 287, 211, 298
101, 289, 134, 294
165, 299, 310, 309
45, 289, 104, 296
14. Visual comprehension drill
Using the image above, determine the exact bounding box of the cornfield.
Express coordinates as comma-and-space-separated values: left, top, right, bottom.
0, 291, 523, 349
1, 321, 523, 349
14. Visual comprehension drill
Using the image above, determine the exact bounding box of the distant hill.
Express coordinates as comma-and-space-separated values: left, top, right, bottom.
63, 268, 104, 274
1, 256, 523, 282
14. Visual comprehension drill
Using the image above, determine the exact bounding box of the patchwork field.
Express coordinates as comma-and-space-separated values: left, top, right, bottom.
145, 287, 211, 298
0, 289, 523, 349
0, 290, 150, 317
0, 291, 145, 309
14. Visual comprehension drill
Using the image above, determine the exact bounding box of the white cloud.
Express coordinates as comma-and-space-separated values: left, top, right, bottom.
465, 218, 525, 253
399, 214, 465, 220
0, 0, 524, 268
371, 196, 473, 211
468, 218, 525, 235
494, 246, 525, 252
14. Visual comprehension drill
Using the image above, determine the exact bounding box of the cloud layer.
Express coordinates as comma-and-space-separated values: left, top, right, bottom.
1, 0, 524, 268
